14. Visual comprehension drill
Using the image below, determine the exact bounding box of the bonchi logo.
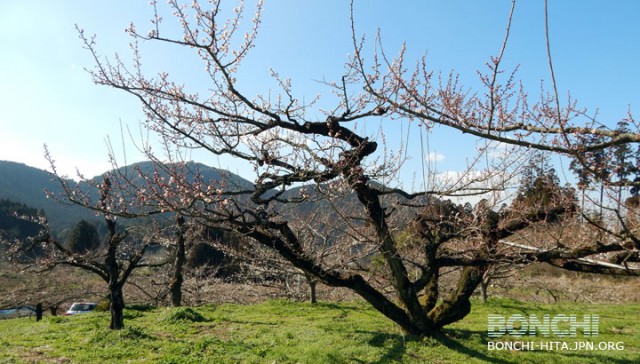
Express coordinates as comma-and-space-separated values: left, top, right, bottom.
488, 314, 599, 338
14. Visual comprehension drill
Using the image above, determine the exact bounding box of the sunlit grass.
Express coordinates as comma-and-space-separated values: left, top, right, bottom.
0, 298, 638, 363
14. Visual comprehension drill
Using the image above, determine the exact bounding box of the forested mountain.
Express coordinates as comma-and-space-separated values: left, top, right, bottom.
0, 159, 426, 244
0, 199, 43, 242
0, 161, 97, 233
0, 160, 253, 235
95, 161, 253, 192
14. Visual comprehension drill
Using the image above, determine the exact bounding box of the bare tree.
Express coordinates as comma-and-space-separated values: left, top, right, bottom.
28, 175, 168, 329
0, 265, 103, 319
67, 0, 640, 336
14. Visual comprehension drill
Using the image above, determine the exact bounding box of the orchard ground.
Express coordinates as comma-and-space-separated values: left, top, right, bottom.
0, 297, 639, 363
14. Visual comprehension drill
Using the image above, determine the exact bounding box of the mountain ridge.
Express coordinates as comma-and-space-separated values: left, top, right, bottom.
0, 160, 427, 239
0, 160, 254, 234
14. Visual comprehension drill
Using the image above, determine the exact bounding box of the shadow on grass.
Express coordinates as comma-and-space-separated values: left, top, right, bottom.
552, 352, 640, 364
439, 328, 640, 364
436, 329, 516, 364
126, 304, 156, 312
314, 302, 366, 313
352, 328, 515, 364
482, 302, 539, 317
351, 331, 410, 364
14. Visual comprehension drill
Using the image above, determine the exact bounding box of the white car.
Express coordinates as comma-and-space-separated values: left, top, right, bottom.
65, 302, 97, 316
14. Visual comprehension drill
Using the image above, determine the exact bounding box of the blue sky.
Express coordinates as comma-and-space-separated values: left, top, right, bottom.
1, 1, 639, 190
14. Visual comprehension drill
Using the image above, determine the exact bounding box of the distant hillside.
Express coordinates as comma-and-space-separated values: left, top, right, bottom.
91, 161, 254, 192
0, 159, 429, 244
0, 161, 97, 234
0, 160, 254, 235
0, 199, 43, 241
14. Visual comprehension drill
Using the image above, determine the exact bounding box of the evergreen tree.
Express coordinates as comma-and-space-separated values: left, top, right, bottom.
513, 153, 576, 215
613, 119, 636, 204
0, 199, 42, 238
632, 145, 640, 197
569, 156, 590, 215
65, 220, 100, 253
569, 127, 610, 217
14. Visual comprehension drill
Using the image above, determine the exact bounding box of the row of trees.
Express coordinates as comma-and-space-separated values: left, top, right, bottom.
3, 184, 300, 328
4, 0, 640, 337
3, 150, 576, 330
570, 119, 640, 213
0, 199, 44, 243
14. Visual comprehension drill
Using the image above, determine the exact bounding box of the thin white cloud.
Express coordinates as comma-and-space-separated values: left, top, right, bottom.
427, 152, 445, 162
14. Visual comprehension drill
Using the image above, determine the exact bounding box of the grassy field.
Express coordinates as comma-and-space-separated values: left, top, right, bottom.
0, 298, 638, 363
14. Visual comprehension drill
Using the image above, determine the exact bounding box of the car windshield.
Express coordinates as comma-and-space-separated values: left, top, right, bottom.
70, 304, 95, 311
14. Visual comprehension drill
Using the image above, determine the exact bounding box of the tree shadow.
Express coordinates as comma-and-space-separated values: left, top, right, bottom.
438, 328, 640, 364
353, 328, 515, 364
435, 329, 516, 364
483, 302, 538, 317
314, 301, 365, 313
556, 352, 640, 364
353, 330, 410, 364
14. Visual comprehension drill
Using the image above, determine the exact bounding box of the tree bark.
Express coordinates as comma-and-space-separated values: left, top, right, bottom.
109, 284, 125, 330
429, 266, 483, 327
170, 216, 187, 307
105, 217, 125, 330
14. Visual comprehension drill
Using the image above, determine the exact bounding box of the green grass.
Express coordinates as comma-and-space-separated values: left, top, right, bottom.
0, 298, 638, 363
